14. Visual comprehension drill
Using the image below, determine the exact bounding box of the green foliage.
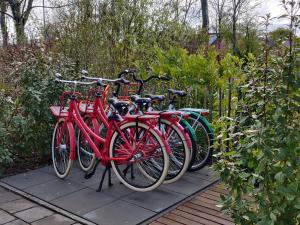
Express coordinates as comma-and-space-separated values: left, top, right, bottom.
0, 92, 13, 164
150, 46, 220, 108
214, 4, 300, 223
53, 0, 196, 76
0, 48, 77, 166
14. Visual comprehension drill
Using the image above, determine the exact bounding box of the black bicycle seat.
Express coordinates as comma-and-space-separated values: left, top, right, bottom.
168, 89, 187, 97
130, 95, 151, 105
145, 94, 165, 102
109, 98, 130, 111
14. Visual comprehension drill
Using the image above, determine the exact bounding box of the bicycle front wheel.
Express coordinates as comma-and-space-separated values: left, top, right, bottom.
52, 118, 74, 178
109, 122, 169, 192
157, 119, 190, 184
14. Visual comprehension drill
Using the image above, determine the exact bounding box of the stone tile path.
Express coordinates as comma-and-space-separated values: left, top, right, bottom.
0, 163, 218, 225
0, 186, 78, 225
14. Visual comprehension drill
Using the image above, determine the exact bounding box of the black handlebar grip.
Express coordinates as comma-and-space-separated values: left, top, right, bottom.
121, 77, 130, 84
96, 79, 105, 87
54, 78, 60, 84
115, 77, 130, 84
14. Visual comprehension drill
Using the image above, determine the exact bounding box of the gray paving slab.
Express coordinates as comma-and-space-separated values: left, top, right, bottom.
83, 200, 156, 225
186, 168, 218, 181
31, 214, 74, 225
0, 209, 15, 224
65, 167, 111, 188
0, 191, 22, 203
1, 164, 218, 225
39, 164, 81, 176
90, 180, 134, 199
1, 171, 56, 190
67, 166, 134, 198
50, 188, 117, 216
14, 206, 54, 223
0, 187, 6, 192
162, 176, 212, 195
24, 179, 86, 201
121, 187, 185, 212
194, 166, 217, 177
182, 172, 219, 184
3, 219, 29, 225
0, 198, 37, 213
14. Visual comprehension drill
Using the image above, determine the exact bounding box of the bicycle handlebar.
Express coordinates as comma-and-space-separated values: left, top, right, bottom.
81, 71, 130, 85
55, 78, 98, 86
117, 70, 171, 95
55, 72, 106, 92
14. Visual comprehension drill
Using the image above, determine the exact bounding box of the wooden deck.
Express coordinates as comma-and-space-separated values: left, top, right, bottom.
149, 184, 234, 225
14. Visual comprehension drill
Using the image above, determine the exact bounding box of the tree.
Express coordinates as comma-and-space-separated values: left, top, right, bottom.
201, 0, 209, 30
230, 0, 256, 55
0, 0, 8, 46
1, 0, 73, 44
5, 0, 34, 44
210, 0, 228, 117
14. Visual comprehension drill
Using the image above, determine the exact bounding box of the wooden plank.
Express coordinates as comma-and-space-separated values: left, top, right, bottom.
150, 183, 237, 225
190, 199, 221, 211
172, 209, 219, 225
157, 217, 183, 225
184, 202, 233, 222
194, 196, 219, 205
200, 193, 220, 201
205, 190, 221, 197
165, 212, 204, 225
149, 222, 166, 225
178, 206, 235, 225
210, 187, 230, 196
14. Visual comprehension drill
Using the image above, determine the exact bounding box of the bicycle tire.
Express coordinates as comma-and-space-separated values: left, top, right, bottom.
185, 113, 213, 171
52, 118, 74, 178
77, 116, 97, 172
109, 122, 169, 192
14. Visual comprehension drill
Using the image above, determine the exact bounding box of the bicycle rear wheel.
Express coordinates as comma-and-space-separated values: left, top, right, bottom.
77, 116, 97, 172
109, 122, 169, 192
186, 113, 213, 171
52, 118, 74, 178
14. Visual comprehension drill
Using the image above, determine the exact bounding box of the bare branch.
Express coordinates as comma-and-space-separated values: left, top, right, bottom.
0, 10, 14, 19
29, 2, 77, 10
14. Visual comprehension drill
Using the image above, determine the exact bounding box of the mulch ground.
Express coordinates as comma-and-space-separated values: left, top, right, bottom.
0, 152, 51, 178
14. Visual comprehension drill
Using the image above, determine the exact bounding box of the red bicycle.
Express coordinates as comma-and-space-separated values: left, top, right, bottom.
50, 74, 170, 192
79, 72, 192, 184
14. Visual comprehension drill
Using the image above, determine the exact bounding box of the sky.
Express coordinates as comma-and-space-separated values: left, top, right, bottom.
257, 0, 289, 29
2, 0, 293, 43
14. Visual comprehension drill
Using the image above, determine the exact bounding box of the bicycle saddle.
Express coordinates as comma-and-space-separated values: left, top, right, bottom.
130, 95, 151, 105
109, 98, 130, 110
145, 94, 165, 102
168, 89, 187, 97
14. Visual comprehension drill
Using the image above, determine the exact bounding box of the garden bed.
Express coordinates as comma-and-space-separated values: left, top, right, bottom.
0, 152, 51, 178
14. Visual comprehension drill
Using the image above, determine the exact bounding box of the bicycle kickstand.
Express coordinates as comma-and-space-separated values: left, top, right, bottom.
96, 164, 113, 192
121, 164, 135, 182
84, 160, 100, 179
